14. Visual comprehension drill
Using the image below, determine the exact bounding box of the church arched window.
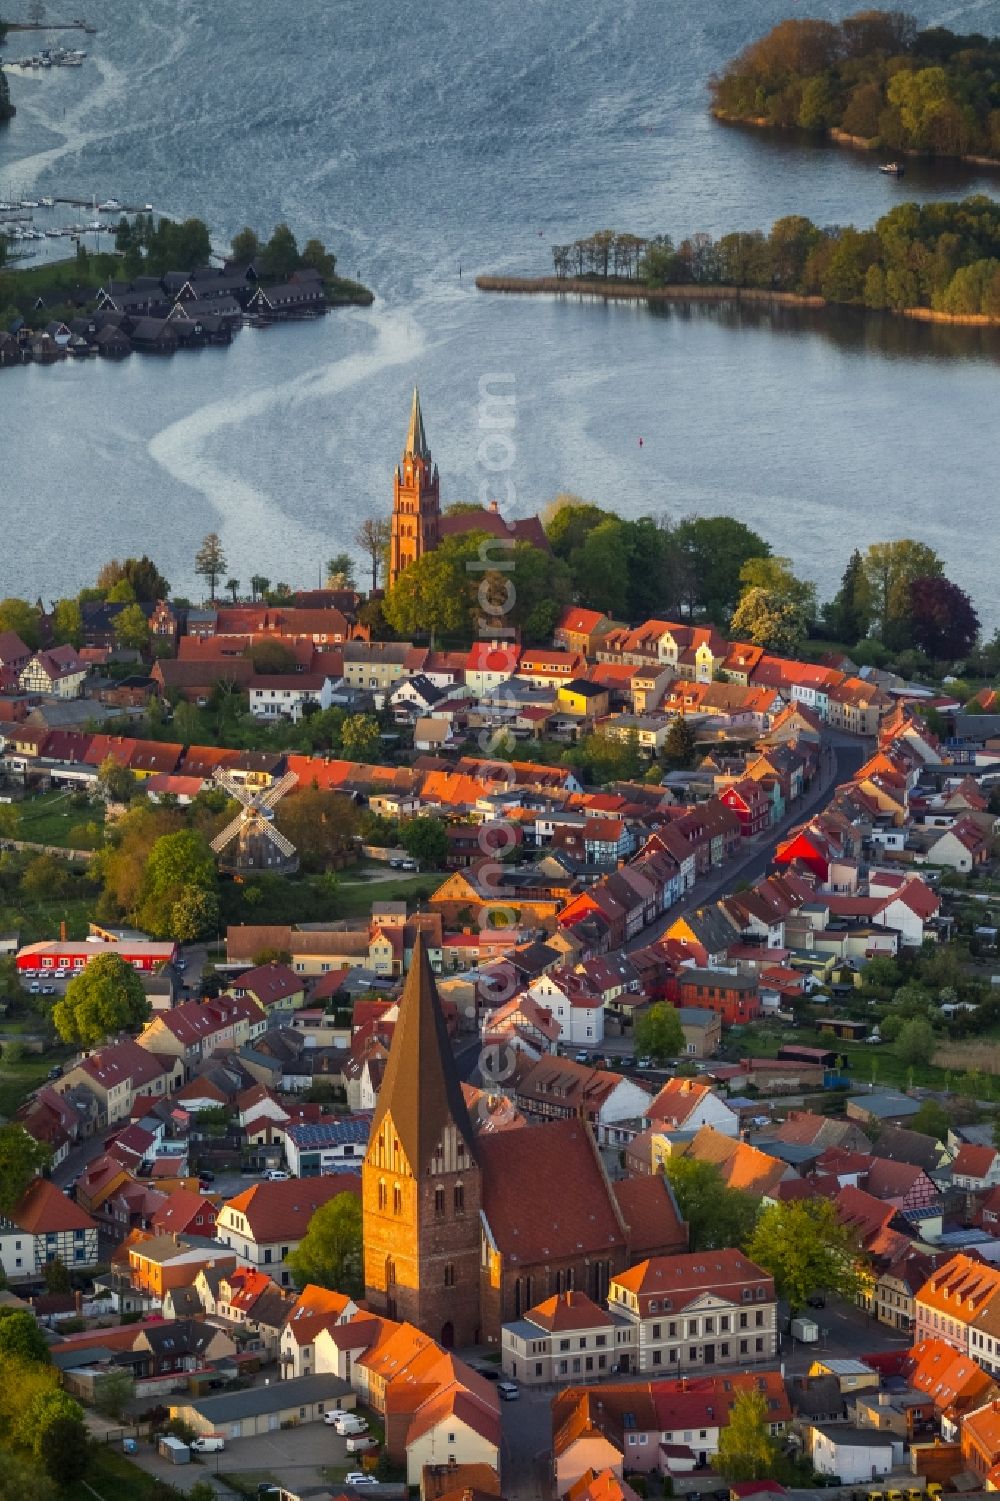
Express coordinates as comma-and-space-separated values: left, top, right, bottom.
377, 1180, 387, 1211
393, 1184, 402, 1215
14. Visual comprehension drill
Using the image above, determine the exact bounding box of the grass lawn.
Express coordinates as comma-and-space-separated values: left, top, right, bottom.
12, 789, 105, 849
0, 1052, 55, 1117
86, 1444, 188, 1501
730, 1020, 954, 1092
0, 889, 99, 945
333, 871, 439, 916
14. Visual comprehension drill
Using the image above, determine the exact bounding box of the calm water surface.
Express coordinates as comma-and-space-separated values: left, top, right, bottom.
1, 0, 998, 620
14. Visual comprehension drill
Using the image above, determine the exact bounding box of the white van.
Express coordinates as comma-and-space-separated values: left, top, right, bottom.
190, 1435, 225, 1453
346, 1434, 379, 1455
497, 1381, 519, 1401
265, 1169, 290, 1181
325, 1411, 368, 1435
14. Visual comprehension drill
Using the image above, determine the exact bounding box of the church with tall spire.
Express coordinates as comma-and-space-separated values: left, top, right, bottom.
362, 934, 689, 1349
388, 388, 441, 589
362, 932, 483, 1347
385, 389, 549, 592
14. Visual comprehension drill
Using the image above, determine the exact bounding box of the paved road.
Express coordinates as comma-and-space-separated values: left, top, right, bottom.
629, 732, 868, 952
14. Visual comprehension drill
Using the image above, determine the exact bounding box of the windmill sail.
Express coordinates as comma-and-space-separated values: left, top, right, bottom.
210, 767, 299, 874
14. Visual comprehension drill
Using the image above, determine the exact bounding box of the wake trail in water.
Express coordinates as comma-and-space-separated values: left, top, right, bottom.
147, 305, 427, 577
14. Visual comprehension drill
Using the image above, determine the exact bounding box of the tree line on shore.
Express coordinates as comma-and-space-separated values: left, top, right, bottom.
555, 196, 1000, 318
372, 493, 994, 671
711, 11, 1000, 160
112, 215, 339, 285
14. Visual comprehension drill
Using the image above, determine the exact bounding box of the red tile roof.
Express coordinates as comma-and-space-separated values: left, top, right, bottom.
222, 1174, 360, 1243
14, 1176, 97, 1234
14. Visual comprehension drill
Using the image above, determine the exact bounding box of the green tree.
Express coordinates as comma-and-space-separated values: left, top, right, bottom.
98, 556, 169, 600
113, 602, 150, 651
730, 587, 809, 653
50, 598, 83, 648
226, 577, 240, 603
43, 1256, 70, 1294
568, 518, 632, 619
674, 516, 770, 620
0, 1308, 51, 1364
275, 788, 362, 872
573, 729, 642, 785
261, 222, 300, 280
106, 578, 136, 604
663, 715, 697, 769
910, 1099, 949, 1140
633, 1002, 685, 1064
248, 638, 297, 675
137, 829, 217, 938
861, 540, 943, 647
738, 555, 815, 614
382, 533, 485, 641
0, 598, 41, 650
21, 853, 73, 901
325, 552, 356, 589
355, 517, 391, 593
543, 495, 609, 559
662, 1156, 759, 1253
171, 885, 220, 943
400, 816, 449, 870
286, 1192, 363, 1295
896, 1016, 936, 1068
194, 532, 228, 602
825, 548, 871, 642
39, 1414, 90, 1489
0, 1456, 55, 1501
341, 713, 381, 761
0, 1125, 51, 1216
747, 1198, 863, 1313
230, 226, 260, 263
93, 1368, 135, 1421
20, 1387, 84, 1458
53, 953, 150, 1047
96, 755, 136, 805
714, 1388, 781, 1482
301, 238, 337, 280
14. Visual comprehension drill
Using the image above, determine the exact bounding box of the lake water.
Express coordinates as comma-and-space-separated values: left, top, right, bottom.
1, 0, 998, 623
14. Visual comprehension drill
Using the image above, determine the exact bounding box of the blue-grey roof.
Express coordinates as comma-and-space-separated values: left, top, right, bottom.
51, 1345, 118, 1370
847, 1092, 921, 1119
181, 1372, 351, 1421
286, 1118, 371, 1148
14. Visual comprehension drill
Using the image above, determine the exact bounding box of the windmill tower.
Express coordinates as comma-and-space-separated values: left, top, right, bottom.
210, 768, 299, 875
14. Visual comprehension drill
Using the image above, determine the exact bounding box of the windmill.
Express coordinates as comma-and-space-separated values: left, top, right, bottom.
211, 768, 300, 875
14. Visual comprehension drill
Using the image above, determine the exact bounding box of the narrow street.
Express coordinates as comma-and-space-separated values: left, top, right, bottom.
630, 731, 867, 951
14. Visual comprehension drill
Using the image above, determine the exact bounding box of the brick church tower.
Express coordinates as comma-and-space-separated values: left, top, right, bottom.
362, 933, 482, 1348
388, 387, 440, 588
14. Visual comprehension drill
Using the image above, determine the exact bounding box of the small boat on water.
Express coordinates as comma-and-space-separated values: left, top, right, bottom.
879, 162, 905, 176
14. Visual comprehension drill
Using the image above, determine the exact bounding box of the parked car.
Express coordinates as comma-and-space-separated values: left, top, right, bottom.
42, 985, 54, 995
47, 1065, 62, 1079
198, 1168, 215, 1182
29, 982, 40, 994
190, 1436, 225, 1453
343, 1475, 378, 1488
637, 1055, 653, 1069
574, 1050, 588, 1063
807, 1293, 826, 1308
53, 967, 67, 979
265, 1169, 290, 1181
497, 1381, 520, 1401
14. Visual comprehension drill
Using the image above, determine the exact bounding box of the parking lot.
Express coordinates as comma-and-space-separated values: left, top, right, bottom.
116, 1413, 370, 1497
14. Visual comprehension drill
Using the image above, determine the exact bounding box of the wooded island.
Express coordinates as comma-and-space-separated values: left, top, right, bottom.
710, 10, 1000, 165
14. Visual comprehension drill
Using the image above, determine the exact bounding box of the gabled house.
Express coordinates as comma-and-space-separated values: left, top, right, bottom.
0, 1176, 99, 1279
